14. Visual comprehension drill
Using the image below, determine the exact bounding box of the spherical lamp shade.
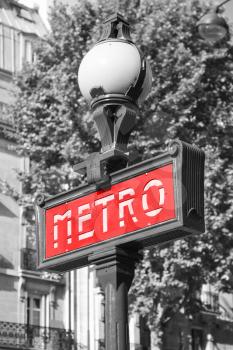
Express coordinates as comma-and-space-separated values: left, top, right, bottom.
78, 41, 152, 107
197, 11, 229, 43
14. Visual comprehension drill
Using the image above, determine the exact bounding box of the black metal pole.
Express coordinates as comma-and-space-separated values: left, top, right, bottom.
89, 247, 139, 350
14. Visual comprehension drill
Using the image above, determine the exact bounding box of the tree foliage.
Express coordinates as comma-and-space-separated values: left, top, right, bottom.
9, 0, 233, 347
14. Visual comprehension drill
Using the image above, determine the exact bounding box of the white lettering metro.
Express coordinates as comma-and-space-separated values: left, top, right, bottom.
53, 210, 72, 248
142, 180, 165, 217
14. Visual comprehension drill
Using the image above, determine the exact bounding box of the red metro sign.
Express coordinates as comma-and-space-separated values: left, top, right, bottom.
46, 164, 175, 259
35, 141, 205, 272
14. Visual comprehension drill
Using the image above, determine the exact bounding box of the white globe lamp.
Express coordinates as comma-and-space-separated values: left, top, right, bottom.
78, 13, 152, 109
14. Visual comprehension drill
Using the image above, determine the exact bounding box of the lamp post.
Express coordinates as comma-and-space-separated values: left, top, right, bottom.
76, 13, 152, 188
77, 13, 152, 350
197, 0, 231, 44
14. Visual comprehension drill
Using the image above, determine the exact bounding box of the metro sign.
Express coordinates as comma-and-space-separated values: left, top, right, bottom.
35, 140, 205, 272
46, 163, 175, 258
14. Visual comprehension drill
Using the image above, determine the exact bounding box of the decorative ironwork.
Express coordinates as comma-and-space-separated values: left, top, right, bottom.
98, 13, 132, 43
0, 321, 75, 349
42, 271, 63, 283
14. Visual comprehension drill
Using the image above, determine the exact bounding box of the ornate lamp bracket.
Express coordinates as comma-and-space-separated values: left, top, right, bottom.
74, 152, 111, 190
98, 12, 132, 42
74, 100, 137, 189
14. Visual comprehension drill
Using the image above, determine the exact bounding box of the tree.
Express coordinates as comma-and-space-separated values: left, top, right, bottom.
127, 0, 233, 348
8, 0, 233, 348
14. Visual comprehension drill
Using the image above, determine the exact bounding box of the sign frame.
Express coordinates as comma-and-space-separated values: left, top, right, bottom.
35, 140, 205, 272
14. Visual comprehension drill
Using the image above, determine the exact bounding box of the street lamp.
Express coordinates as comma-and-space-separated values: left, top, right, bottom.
76, 13, 152, 187
197, 0, 230, 44
77, 12, 152, 350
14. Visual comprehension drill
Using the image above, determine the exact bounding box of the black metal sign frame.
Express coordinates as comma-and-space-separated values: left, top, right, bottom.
35, 140, 205, 272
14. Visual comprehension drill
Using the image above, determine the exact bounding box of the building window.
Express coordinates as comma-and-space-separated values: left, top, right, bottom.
0, 24, 21, 72
27, 296, 41, 326
0, 102, 14, 125
17, 8, 34, 23
24, 40, 33, 64
191, 329, 204, 350
14, 31, 20, 71
2, 25, 12, 72
0, 24, 35, 72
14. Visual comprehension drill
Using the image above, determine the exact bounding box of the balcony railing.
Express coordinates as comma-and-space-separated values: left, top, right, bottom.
0, 321, 75, 349
21, 248, 37, 271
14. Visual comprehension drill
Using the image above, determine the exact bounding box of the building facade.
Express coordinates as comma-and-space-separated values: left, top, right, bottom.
158, 285, 233, 350
0, 1, 74, 349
